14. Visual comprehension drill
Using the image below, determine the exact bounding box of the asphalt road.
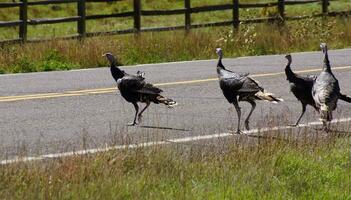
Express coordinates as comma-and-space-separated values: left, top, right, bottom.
1, 48, 351, 159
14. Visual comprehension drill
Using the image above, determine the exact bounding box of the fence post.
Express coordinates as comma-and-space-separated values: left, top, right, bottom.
185, 0, 191, 31
77, 0, 86, 38
134, 0, 141, 33
233, 0, 239, 29
278, 0, 285, 20
322, 0, 329, 15
19, 0, 27, 42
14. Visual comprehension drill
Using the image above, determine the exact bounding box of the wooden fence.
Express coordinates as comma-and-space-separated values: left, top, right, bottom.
0, 0, 350, 44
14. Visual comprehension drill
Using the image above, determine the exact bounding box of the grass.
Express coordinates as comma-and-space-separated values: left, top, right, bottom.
0, 0, 351, 73
0, 128, 350, 199
0, 0, 350, 38
1, 16, 351, 74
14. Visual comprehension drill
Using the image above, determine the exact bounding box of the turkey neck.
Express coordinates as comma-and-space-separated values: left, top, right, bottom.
110, 63, 124, 82
217, 54, 225, 73
284, 58, 297, 82
322, 49, 332, 74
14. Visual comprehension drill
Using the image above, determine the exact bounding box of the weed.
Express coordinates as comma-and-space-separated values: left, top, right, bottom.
0, 131, 350, 199
39, 50, 77, 71
13, 56, 37, 73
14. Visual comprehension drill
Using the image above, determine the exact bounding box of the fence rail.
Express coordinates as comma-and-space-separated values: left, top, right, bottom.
0, 0, 350, 44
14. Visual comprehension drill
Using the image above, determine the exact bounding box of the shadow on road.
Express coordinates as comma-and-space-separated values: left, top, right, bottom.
138, 125, 192, 132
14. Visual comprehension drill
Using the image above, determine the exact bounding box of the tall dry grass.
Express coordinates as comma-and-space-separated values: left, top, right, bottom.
0, 17, 351, 74
0, 125, 350, 199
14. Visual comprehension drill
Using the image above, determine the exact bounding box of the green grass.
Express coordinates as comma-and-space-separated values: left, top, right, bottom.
0, 0, 351, 74
1, 16, 351, 73
10, 49, 78, 73
0, 131, 350, 199
0, 0, 350, 39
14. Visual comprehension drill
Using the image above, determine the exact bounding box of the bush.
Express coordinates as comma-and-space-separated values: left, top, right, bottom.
39, 50, 77, 71
13, 57, 37, 73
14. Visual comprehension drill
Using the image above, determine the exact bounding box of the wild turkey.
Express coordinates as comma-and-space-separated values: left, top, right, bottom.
216, 48, 283, 134
284, 54, 318, 126
312, 43, 340, 130
104, 53, 177, 126
285, 54, 351, 126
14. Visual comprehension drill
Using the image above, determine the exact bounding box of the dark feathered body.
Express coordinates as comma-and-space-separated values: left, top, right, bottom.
286, 70, 316, 107
312, 72, 340, 111
117, 75, 164, 104
285, 56, 318, 107
312, 70, 340, 116
218, 72, 263, 103
217, 58, 264, 103
289, 81, 315, 106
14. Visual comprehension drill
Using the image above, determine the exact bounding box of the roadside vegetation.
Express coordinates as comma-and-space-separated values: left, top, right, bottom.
0, 0, 351, 73
1, 17, 351, 74
0, 128, 350, 199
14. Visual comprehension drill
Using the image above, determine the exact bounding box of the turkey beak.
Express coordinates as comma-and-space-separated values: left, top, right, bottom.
102, 54, 106, 57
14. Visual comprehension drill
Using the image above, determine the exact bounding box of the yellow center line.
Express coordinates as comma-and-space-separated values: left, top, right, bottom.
1, 65, 351, 103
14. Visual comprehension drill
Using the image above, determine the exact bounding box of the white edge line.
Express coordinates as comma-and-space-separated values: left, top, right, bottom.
1, 48, 351, 77
2, 117, 351, 165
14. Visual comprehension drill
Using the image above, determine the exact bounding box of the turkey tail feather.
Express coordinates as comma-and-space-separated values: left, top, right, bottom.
340, 93, 351, 103
156, 95, 177, 108
255, 91, 283, 103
